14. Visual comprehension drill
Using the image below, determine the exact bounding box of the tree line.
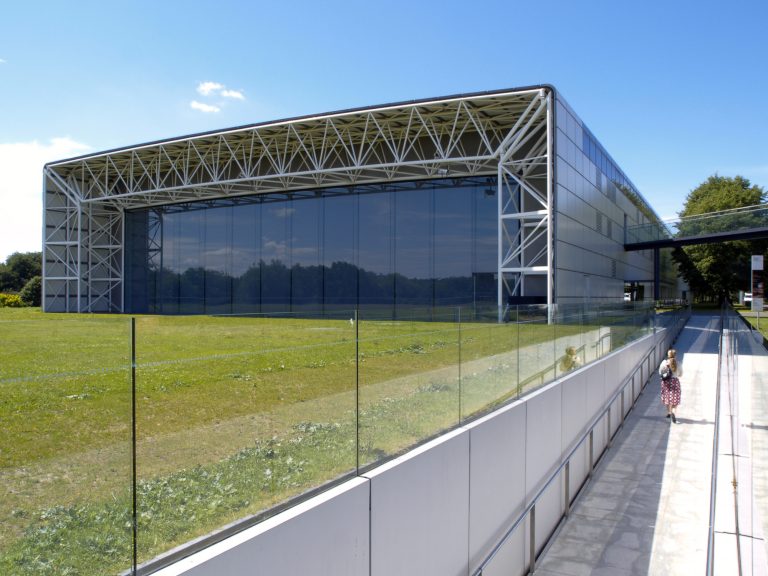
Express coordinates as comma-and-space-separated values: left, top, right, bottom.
0, 252, 42, 307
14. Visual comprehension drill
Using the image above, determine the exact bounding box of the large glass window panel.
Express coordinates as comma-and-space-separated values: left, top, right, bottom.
159, 212, 181, 314
126, 176, 500, 317
261, 201, 291, 312
232, 204, 261, 313
290, 197, 322, 312
394, 187, 433, 313
434, 185, 473, 307
473, 186, 498, 307
125, 210, 150, 313
358, 191, 394, 313
178, 210, 204, 314
147, 210, 162, 314
204, 206, 232, 314
323, 194, 357, 310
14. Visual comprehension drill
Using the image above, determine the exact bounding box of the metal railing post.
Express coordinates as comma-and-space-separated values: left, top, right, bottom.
529, 505, 536, 574
621, 390, 625, 425
565, 462, 571, 516
607, 409, 612, 448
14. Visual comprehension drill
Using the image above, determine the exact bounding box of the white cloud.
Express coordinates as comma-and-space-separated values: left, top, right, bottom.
0, 138, 91, 261
0, 59, 5, 64
221, 89, 245, 100
190, 100, 221, 114
197, 81, 224, 96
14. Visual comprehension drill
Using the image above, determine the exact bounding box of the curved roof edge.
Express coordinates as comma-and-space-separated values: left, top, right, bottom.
45, 84, 556, 168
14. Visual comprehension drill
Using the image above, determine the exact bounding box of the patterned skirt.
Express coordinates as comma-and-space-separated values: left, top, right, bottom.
661, 377, 681, 406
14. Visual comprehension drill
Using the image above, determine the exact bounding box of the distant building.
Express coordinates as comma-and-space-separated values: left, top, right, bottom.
43, 86, 679, 314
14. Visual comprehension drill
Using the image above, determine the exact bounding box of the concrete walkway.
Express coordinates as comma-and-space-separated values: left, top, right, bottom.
535, 314, 726, 575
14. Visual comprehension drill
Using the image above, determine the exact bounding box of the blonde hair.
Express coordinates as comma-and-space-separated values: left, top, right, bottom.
667, 349, 677, 372
561, 346, 578, 371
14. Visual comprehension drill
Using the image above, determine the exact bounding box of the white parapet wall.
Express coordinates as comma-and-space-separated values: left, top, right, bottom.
152, 319, 685, 576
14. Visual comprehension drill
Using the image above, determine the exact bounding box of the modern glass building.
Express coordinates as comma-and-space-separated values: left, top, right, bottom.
43, 86, 680, 314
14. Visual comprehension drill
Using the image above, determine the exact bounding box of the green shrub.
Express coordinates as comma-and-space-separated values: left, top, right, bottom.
0, 293, 23, 307
19, 276, 41, 307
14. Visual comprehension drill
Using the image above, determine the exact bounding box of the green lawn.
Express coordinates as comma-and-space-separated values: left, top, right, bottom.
0, 306, 650, 575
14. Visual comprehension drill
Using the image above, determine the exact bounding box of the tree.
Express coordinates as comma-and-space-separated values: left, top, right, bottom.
0, 252, 42, 292
674, 175, 767, 300
19, 275, 42, 307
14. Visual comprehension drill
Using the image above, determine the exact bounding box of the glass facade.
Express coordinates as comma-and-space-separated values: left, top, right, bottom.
125, 177, 499, 315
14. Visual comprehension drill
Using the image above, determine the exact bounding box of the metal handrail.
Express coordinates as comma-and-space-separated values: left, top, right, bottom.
706, 304, 745, 576
705, 306, 724, 575
473, 311, 689, 575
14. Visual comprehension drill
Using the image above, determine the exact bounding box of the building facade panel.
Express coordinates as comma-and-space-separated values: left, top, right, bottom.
553, 92, 678, 302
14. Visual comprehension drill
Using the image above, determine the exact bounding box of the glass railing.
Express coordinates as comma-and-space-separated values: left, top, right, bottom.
0, 301, 684, 575
626, 203, 768, 246
0, 312, 132, 576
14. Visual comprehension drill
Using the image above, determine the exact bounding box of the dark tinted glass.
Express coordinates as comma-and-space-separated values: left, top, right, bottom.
232, 203, 261, 313
324, 194, 357, 309
125, 177, 500, 316
125, 210, 149, 313
394, 187, 433, 311
291, 196, 322, 311
158, 212, 181, 314
261, 201, 291, 311
434, 184, 473, 306
474, 185, 498, 304
358, 190, 394, 311
205, 206, 232, 314
178, 210, 204, 314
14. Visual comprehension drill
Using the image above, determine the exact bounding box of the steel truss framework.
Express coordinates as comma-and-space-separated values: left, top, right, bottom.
43, 87, 553, 313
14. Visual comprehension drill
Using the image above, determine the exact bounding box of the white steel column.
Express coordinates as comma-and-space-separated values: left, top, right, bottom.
496, 89, 552, 318
545, 90, 554, 322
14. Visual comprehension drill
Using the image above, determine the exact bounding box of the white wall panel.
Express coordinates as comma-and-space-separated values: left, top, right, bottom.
567, 442, 590, 501
532, 472, 565, 555
467, 402, 527, 570
481, 524, 527, 576
525, 385, 563, 500
152, 478, 370, 576
365, 429, 470, 576
561, 370, 588, 449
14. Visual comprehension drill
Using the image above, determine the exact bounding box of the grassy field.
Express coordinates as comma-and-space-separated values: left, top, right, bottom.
0, 306, 650, 574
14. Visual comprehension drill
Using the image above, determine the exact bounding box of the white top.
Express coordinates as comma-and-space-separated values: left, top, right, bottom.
659, 358, 682, 378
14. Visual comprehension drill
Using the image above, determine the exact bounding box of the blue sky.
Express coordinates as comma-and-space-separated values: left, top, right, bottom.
1, 0, 766, 261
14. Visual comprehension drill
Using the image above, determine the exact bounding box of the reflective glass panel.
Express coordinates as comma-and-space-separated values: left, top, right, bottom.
323, 194, 357, 310
232, 204, 261, 313
434, 185, 473, 307
291, 197, 322, 312
394, 187, 433, 312
204, 206, 232, 314
358, 190, 394, 313
261, 202, 291, 312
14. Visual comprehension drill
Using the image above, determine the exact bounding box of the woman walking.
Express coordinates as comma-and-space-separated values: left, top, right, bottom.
659, 349, 682, 423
